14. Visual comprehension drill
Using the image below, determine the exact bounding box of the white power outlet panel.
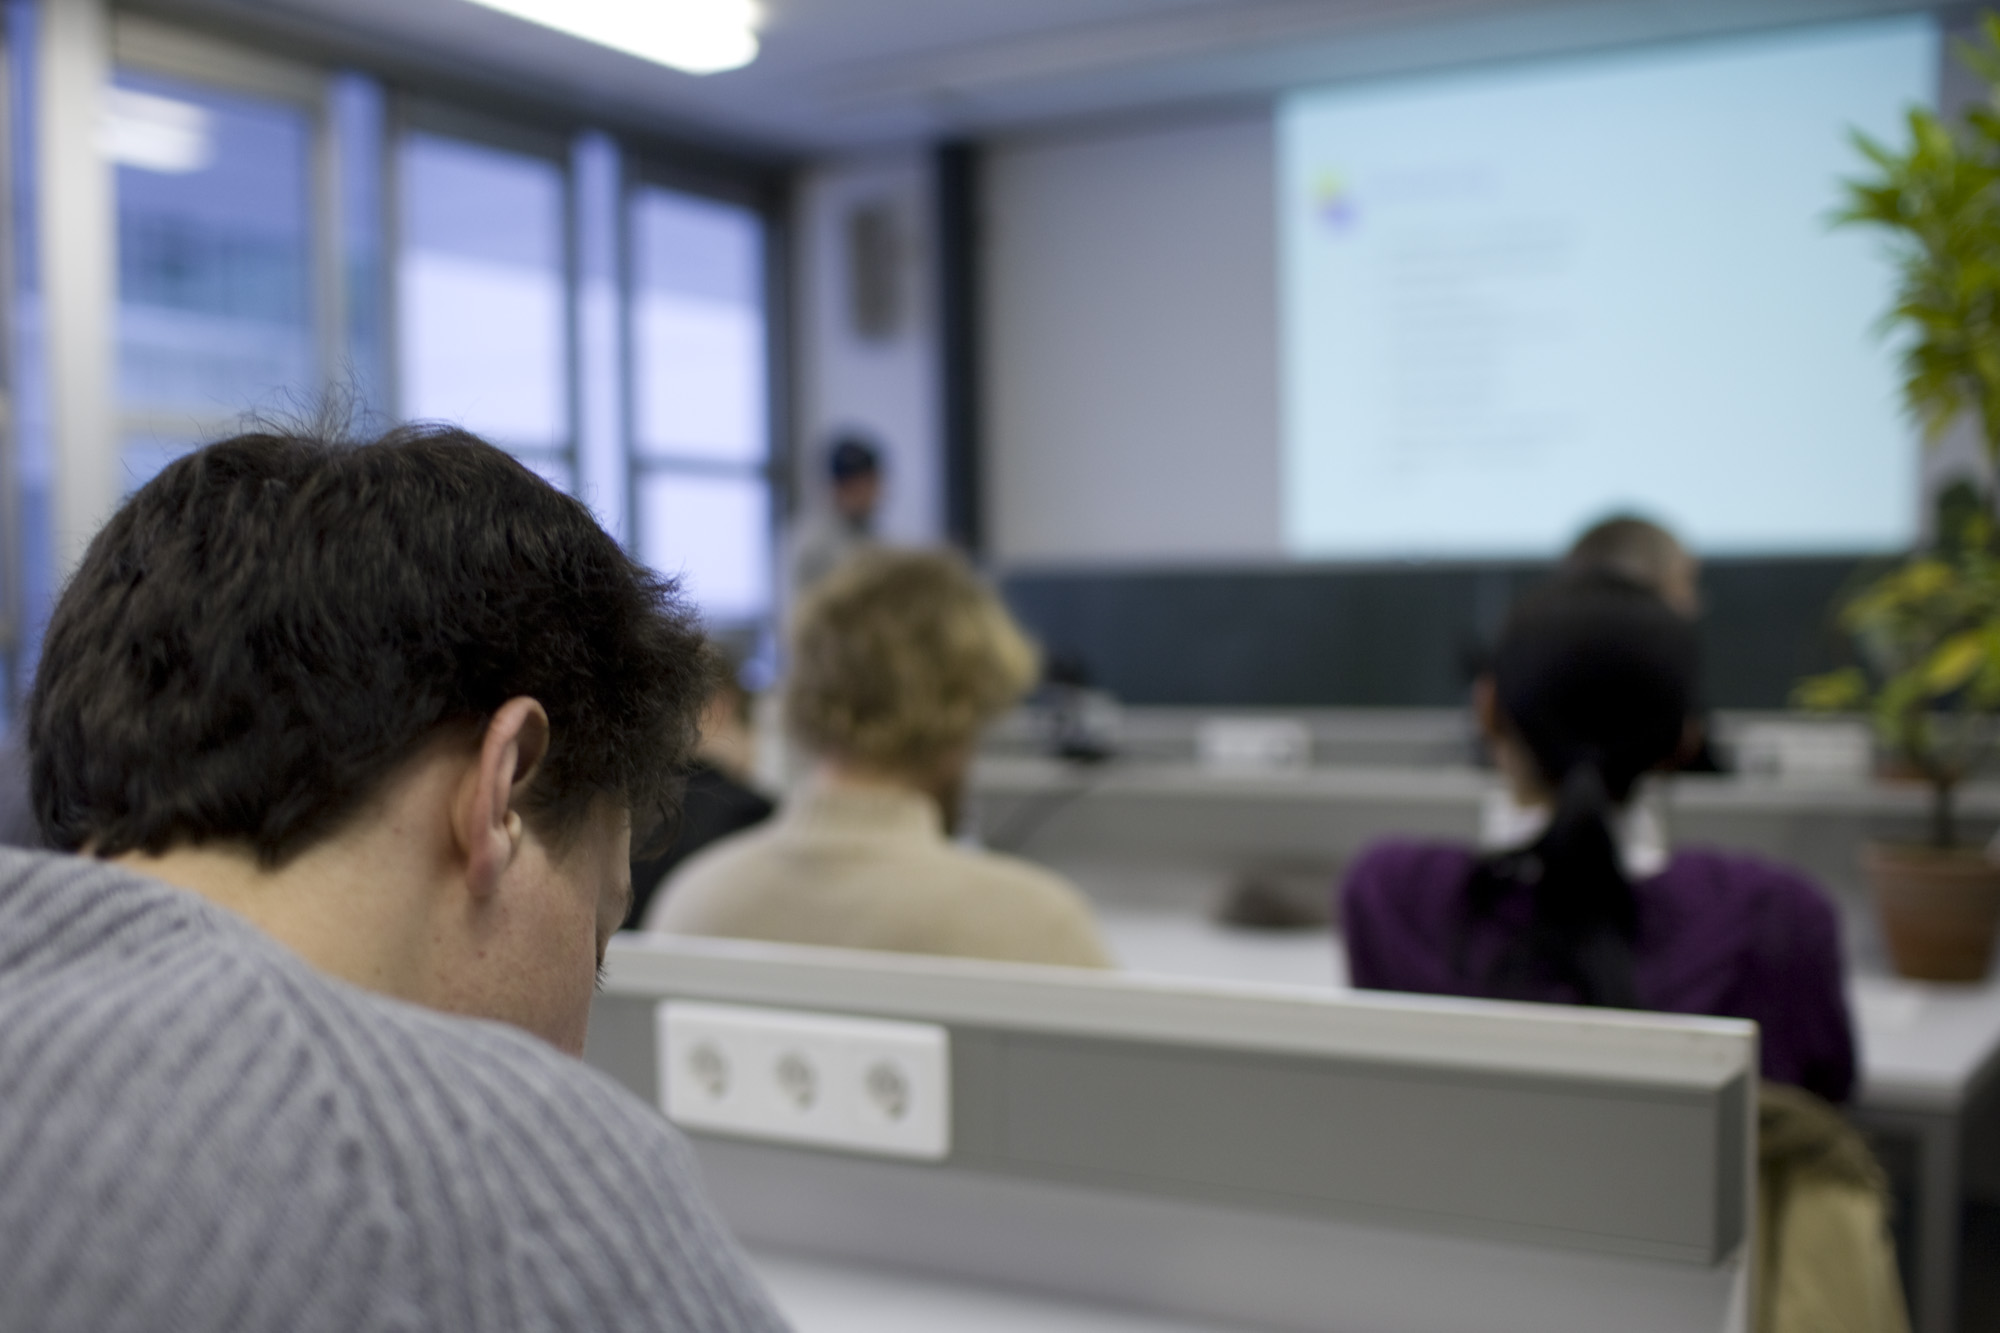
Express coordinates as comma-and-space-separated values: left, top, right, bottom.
657, 1001, 950, 1161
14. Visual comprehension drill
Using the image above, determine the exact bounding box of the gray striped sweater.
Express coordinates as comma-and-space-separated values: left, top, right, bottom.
0, 849, 791, 1333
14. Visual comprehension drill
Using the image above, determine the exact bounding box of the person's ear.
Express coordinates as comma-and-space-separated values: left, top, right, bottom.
1472, 675, 1503, 743
1670, 554, 1703, 618
457, 697, 551, 903
1673, 716, 1706, 769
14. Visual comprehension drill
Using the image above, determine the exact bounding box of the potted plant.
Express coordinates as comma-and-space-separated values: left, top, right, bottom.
1797, 17, 2000, 981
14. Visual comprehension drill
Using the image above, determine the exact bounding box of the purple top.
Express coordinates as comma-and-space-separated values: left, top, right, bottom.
1340, 840, 1856, 1103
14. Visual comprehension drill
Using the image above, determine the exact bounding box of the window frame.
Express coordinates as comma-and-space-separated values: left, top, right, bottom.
57, 14, 796, 640
0, 14, 19, 717
387, 94, 579, 490
620, 154, 789, 633
108, 15, 336, 449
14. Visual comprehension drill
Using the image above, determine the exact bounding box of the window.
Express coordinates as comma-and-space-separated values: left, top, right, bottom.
331, 73, 387, 420
110, 69, 317, 488
630, 184, 771, 626
1, 2, 31, 717
396, 129, 571, 491
5, 17, 787, 722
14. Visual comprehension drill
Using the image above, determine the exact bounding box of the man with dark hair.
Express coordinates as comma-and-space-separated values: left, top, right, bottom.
2, 427, 788, 1331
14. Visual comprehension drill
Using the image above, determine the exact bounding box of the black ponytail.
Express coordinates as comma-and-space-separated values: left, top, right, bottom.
1463, 574, 1696, 1009
1469, 752, 1639, 1006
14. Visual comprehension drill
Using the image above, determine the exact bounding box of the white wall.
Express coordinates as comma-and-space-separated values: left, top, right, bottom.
985, 112, 1282, 569
792, 152, 943, 552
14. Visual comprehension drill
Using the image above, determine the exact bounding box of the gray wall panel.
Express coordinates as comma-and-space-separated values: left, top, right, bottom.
584, 992, 658, 1102
1002, 556, 1865, 708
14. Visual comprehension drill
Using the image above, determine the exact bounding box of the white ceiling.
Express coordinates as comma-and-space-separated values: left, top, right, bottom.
138, 0, 1942, 156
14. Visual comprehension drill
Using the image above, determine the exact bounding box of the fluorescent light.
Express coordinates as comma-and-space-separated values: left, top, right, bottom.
467, 0, 760, 75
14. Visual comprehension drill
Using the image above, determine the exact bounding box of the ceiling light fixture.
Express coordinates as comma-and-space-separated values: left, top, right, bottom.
466, 0, 760, 76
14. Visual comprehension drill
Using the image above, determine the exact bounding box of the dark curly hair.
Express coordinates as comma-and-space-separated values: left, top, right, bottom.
29, 425, 708, 865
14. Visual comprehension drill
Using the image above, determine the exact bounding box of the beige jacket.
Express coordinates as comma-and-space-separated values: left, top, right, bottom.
1756, 1082, 1910, 1333
644, 780, 1114, 969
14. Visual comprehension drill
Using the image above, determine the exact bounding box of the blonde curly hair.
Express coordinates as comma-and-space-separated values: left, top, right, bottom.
786, 550, 1039, 776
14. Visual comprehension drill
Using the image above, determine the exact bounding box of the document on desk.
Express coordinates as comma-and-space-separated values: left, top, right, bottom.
1851, 977, 1928, 1036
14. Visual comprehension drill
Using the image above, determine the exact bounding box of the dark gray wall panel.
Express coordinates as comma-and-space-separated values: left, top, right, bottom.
1003, 556, 1867, 708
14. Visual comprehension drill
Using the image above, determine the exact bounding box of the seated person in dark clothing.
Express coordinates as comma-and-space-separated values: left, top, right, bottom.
627, 660, 775, 927
1340, 575, 1856, 1103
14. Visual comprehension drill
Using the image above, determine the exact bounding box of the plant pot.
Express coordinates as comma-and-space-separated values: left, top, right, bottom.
1863, 843, 2000, 982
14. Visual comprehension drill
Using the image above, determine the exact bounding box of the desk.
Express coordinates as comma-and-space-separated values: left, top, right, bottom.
753, 1247, 1256, 1333
1089, 907, 2000, 1333
1099, 906, 1345, 989
1849, 974, 2000, 1333
971, 757, 2000, 957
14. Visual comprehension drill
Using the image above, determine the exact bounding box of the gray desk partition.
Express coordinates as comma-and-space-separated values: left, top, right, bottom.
591, 935, 1757, 1333
965, 754, 2000, 918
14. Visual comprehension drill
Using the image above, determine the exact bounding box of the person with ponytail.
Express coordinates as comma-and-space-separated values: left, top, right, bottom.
1340, 573, 1856, 1103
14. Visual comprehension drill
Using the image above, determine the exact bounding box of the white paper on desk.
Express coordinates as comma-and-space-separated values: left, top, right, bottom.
1196, 717, 1312, 772
1850, 978, 1927, 1034
1733, 720, 1872, 782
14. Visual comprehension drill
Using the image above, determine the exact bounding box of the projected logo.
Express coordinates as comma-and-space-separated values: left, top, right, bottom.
1313, 171, 1358, 232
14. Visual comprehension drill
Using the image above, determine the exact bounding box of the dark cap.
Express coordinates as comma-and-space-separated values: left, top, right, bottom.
828, 435, 882, 482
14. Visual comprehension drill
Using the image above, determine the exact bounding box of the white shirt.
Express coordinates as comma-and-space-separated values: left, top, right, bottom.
1477, 785, 1670, 880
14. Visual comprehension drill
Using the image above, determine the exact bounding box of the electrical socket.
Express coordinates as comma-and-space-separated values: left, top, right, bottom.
657, 1000, 951, 1160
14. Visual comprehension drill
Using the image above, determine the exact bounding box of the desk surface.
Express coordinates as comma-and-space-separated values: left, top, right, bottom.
1099, 906, 1346, 989
1091, 907, 2000, 1113
1850, 973, 2000, 1111
974, 755, 2000, 816
753, 1248, 1255, 1333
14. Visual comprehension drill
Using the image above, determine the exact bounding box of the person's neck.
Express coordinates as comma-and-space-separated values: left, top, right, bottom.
1507, 778, 1551, 811
115, 835, 435, 1002
820, 757, 965, 833
111, 767, 457, 1006
696, 724, 756, 782
1489, 732, 1552, 810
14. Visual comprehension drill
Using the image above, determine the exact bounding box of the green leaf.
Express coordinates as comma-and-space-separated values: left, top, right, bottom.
1926, 630, 1987, 693
1795, 668, 1868, 712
